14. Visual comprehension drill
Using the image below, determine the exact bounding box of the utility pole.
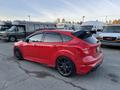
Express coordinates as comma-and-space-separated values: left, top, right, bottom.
82, 16, 85, 22
28, 15, 31, 21
105, 16, 108, 24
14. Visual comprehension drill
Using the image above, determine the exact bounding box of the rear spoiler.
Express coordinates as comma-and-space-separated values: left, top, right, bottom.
72, 30, 96, 39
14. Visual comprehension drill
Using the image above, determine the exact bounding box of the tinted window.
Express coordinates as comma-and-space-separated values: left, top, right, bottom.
8, 26, 16, 32
61, 34, 72, 42
17, 26, 25, 33
29, 33, 43, 42
43, 33, 62, 42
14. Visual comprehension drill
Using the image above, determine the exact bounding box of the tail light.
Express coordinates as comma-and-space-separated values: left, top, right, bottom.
82, 48, 90, 55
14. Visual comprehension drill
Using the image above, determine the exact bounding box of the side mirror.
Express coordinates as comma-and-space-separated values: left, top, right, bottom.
24, 38, 29, 42
97, 29, 102, 32
90, 29, 97, 34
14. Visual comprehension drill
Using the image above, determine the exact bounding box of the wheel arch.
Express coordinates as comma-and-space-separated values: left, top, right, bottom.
52, 50, 77, 69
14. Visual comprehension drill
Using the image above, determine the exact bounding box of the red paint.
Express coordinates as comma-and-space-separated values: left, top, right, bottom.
14, 30, 103, 75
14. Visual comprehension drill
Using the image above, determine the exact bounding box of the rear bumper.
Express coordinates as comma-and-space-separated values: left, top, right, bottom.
101, 41, 120, 46
76, 53, 103, 75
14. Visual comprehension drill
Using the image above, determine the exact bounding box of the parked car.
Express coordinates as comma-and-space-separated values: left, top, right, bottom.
0, 20, 56, 42
0, 21, 12, 37
14, 30, 103, 77
97, 24, 120, 46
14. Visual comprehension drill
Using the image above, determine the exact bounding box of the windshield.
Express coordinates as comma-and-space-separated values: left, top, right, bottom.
8, 26, 16, 32
103, 26, 120, 33
80, 25, 93, 31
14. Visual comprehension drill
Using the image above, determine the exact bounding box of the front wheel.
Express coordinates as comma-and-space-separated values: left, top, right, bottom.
56, 57, 75, 77
14, 48, 23, 60
9, 36, 17, 42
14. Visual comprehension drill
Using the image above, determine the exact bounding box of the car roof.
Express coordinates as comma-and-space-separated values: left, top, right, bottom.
35, 29, 78, 34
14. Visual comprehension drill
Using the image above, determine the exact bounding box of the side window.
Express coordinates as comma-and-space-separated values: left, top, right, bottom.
43, 32, 62, 42
29, 33, 43, 42
17, 27, 25, 33
61, 34, 72, 42
12, 26, 17, 32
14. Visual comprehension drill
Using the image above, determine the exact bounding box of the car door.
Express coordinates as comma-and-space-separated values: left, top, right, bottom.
22, 33, 44, 62
16, 26, 26, 39
35, 32, 63, 64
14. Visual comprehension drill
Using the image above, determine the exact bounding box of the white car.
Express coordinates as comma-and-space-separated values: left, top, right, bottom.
97, 25, 120, 46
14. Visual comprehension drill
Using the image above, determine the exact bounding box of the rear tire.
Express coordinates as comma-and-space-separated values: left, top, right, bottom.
56, 57, 75, 77
14, 48, 23, 60
91, 64, 100, 72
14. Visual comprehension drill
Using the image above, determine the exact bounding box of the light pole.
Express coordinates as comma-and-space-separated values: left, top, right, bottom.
28, 15, 31, 21
82, 16, 85, 22
105, 16, 108, 23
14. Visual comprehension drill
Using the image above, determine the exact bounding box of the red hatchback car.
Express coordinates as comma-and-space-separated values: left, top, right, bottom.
14, 30, 103, 77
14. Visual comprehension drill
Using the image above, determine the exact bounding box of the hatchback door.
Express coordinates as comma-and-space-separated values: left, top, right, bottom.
16, 26, 26, 39
72, 31, 101, 57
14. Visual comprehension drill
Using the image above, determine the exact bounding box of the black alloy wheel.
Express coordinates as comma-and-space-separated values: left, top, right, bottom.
56, 57, 75, 77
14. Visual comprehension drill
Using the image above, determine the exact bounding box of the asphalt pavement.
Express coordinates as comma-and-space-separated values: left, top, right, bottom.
0, 41, 120, 90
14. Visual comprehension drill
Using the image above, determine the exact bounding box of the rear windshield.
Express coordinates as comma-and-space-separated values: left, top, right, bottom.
72, 31, 98, 44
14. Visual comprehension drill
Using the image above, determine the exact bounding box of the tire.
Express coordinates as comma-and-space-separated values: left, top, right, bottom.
56, 57, 75, 77
91, 64, 100, 72
9, 36, 17, 42
14, 48, 23, 60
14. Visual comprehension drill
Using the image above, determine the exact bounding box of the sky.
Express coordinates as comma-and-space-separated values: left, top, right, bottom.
0, 0, 120, 22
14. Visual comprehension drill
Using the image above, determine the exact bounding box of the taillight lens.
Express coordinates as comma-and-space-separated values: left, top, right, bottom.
82, 48, 90, 55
